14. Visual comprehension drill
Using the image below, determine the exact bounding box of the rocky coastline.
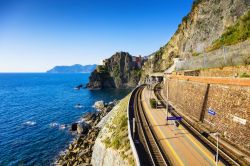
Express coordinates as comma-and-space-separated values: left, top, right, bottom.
56, 100, 118, 166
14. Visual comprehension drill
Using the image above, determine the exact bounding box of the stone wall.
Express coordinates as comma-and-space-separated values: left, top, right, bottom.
167, 79, 207, 121
204, 84, 250, 152
163, 77, 250, 153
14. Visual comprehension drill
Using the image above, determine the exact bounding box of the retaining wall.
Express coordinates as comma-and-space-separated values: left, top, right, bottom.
163, 76, 250, 153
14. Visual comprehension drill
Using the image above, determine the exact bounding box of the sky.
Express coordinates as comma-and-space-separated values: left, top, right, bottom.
0, 0, 193, 72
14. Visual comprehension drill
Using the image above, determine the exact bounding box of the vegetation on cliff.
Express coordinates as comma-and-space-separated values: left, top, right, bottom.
140, 0, 249, 77
90, 95, 134, 165
207, 11, 250, 52
102, 95, 134, 165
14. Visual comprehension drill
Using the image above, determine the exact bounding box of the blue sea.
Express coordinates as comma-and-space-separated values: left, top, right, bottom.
0, 73, 131, 166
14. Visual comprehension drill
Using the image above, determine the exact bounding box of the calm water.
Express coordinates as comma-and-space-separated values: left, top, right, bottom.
0, 73, 131, 166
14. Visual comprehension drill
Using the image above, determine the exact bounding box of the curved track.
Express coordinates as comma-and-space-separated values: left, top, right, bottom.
133, 86, 169, 166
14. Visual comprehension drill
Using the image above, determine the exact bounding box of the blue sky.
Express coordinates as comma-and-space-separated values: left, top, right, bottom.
0, 0, 193, 72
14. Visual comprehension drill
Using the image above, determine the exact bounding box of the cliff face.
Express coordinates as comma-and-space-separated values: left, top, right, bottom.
142, 0, 250, 75
91, 95, 134, 166
88, 52, 143, 89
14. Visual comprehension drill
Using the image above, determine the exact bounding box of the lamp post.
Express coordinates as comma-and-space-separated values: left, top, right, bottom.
166, 101, 169, 125
149, 78, 152, 99
211, 132, 219, 166
215, 132, 219, 166
207, 107, 219, 166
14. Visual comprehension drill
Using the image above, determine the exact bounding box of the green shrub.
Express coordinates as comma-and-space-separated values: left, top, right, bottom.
131, 69, 141, 78
97, 65, 108, 73
192, 52, 201, 57
207, 11, 250, 52
111, 135, 122, 149
242, 54, 250, 66
192, 0, 203, 10
113, 65, 120, 77
182, 15, 189, 23
150, 98, 157, 108
240, 72, 250, 78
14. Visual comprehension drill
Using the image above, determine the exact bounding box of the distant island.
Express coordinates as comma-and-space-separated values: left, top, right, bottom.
47, 64, 97, 73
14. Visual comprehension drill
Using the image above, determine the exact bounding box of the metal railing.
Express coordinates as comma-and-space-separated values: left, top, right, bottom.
176, 40, 250, 71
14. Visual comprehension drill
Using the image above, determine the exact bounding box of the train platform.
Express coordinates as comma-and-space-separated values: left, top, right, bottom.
141, 86, 226, 166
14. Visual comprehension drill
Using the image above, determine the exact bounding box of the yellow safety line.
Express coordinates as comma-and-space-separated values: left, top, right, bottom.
142, 100, 185, 166
151, 87, 217, 165
156, 90, 218, 165
179, 124, 217, 165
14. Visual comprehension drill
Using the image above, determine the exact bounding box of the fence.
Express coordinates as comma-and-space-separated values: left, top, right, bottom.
176, 40, 250, 71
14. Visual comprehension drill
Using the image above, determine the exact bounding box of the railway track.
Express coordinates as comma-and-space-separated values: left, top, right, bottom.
133, 86, 169, 166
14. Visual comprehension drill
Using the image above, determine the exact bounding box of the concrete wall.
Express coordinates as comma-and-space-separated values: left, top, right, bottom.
163, 77, 250, 153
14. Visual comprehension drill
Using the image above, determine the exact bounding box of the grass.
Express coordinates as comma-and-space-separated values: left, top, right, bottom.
113, 65, 120, 77
131, 69, 141, 78
97, 65, 108, 73
240, 72, 250, 78
192, 51, 201, 57
192, 0, 203, 10
242, 54, 250, 66
182, 0, 203, 23
206, 11, 250, 52
102, 95, 135, 166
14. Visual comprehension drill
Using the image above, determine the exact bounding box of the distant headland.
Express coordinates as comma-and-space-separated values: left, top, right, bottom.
47, 64, 97, 73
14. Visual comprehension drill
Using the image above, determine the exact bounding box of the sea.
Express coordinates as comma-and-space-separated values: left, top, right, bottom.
0, 73, 131, 166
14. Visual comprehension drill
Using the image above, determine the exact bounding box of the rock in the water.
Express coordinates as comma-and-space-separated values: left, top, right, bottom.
77, 122, 91, 135
77, 123, 83, 134
94, 100, 105, 110
71, 123, 78, 131
57, 98, 118, 165
69, 144, 73, 150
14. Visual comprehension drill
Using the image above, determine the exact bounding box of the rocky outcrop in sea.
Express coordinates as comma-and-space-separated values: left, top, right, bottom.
87, 52, 144, 89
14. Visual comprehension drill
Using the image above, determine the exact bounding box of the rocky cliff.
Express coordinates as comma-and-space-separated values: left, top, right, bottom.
88, 52, 143, 89
141, 0, 250, 77
91, 95, 134, 166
